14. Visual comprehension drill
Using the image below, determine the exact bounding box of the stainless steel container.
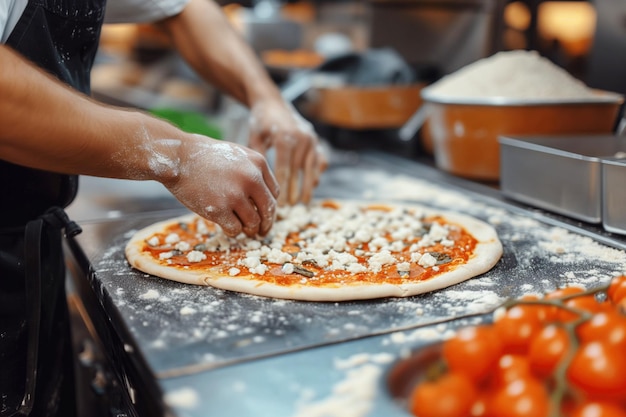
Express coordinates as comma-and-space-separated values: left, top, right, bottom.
499, 135, 626, 224
602, 157, 626, 234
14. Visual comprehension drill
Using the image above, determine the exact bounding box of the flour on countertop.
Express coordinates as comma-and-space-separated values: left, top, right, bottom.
91, 167, 626, 374
292, 354, 384, 417
180, 306, 197, 315
163, 387, 199, 410
139, 289, 160, 300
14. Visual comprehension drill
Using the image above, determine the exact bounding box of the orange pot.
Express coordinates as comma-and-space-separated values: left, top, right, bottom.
421, 91, 624, 181
306, 83, 426, 130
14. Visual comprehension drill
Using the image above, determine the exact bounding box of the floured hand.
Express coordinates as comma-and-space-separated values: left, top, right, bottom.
160, 135, 279, 237
248, 99, 327, 205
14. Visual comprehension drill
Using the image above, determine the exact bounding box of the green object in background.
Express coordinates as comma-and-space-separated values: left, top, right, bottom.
150, 108, 222, 139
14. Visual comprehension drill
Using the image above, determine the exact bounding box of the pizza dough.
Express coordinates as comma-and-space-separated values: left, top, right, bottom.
125, 200, 503, 301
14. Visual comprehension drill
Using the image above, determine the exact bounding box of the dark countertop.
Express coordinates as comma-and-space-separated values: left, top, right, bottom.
65, 150, 626, 417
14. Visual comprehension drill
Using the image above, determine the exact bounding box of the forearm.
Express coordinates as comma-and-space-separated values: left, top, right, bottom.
157, 0, 282, 108
154, 0, 326, 205
0, 45, 182, 185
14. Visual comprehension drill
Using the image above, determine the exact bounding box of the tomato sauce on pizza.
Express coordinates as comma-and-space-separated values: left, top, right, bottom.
135, 201, 479, 288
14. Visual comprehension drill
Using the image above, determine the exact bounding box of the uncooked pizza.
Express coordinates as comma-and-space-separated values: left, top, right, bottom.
125, 200, 503, 301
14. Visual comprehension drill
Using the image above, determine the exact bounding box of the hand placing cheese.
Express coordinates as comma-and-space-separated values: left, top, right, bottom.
158, 135, 280, 238
248, 99, 327, 205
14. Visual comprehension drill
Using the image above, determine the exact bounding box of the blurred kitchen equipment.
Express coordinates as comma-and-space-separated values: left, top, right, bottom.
283, 48, 432, 154
398, 105, 428, 142
618, 117, 626, 136
422, 90, 624, 181
306, 83, 425, 130
235, 0, 303, 53
367, 0, 505, 75
499, 135, 626, 227
281, 48, 415, 103
280, 52, 362, 103
150, 108, 222, 138
586, 0, 626, 96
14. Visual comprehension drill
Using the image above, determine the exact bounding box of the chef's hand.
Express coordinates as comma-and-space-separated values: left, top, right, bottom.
248, 99, 327, 205
164, 135, 279, 237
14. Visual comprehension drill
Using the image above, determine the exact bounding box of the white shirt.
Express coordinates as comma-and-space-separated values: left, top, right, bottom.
0, 0, 189, 43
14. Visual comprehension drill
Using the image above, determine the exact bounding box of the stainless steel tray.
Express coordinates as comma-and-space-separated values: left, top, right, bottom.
602, 157, 626, 234
499, 135, 626, 225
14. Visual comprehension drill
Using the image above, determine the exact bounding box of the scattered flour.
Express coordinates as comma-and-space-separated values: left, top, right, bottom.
334, 352, 395, 370
180, 306, 197, 315
139, 289, 160, 300
164, 387, 199, 410
292, 353, 388, 417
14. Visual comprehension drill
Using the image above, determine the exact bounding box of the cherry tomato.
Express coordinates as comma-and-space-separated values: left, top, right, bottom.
569, 401, 626, 417
576, 310, 626, 349
544, 286, 586, 321
442, 325, 503, 383
546, 286, 586, 299
492, 354, 533, 387
488, 377, 550, 417
410, 372, 477, 417
614, 286, 626, 304
609, 283, 626, 305
567, 341, 626, 401
563, 293, 613, 320
470, 391, 494, 417
493, 305, 543, 354
517, 294, 550, 322
528, 324, 570, 378
608, 275, 626, 304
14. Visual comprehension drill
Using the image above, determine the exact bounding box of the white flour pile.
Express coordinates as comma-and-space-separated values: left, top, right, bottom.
423, 50, 596, 100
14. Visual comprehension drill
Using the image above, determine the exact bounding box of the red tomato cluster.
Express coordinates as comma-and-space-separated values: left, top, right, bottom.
409, 275, 626, 417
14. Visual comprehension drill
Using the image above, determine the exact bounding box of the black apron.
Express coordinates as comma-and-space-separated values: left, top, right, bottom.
0, 0, 105, 415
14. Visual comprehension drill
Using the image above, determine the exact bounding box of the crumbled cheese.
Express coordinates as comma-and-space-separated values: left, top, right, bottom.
388, 241, 405, 253
159, 251, 174, 260
282, 263, 295, 274
186, 250, 207, 263
347, 263, 367, 274
228, 267, 241, 276
410, 252, 423, 263
241, 256, 261, 269
250, 264, 268, 275
418, 252, 437, 268
196, 219, 209, 235
165, 233, 180, 244
352, 229, 373, 244
161, 202, 463, 277
175, 241, 191, 252
368, 250, 396, 273
147, 236, 160, 247
369, 237, 388, 251
267, 248, 292, 264
244, 240, 262, 251
334, 251, 358, 266
428, 223, 449, 241
397, 262, 411, 272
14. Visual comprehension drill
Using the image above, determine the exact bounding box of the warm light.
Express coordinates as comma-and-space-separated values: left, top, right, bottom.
538, 2, 597, 56
99, 24, 139, 53
504, 1, 531, 31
